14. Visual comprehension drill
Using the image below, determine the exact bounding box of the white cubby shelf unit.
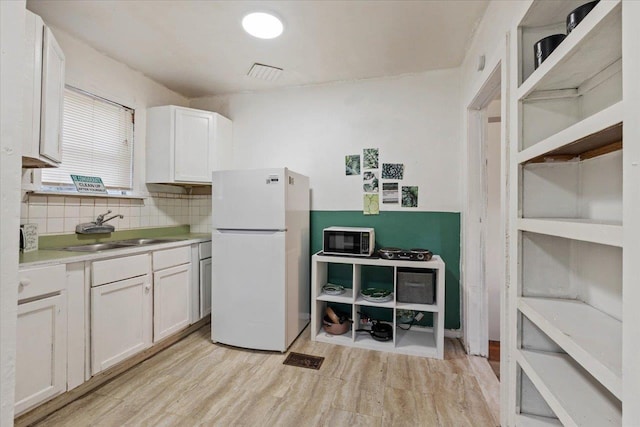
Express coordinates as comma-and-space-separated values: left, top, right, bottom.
310, 252, 445, 359
507, 0, 638, 425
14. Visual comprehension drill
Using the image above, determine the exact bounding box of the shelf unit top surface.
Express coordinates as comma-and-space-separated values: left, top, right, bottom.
313, 253, 443, 268
518, 0, 621, 99
518, 349, 621, 427
519, 297, 622, 398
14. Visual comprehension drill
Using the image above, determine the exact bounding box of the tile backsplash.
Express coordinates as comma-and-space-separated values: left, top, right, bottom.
21, 192, 212, 235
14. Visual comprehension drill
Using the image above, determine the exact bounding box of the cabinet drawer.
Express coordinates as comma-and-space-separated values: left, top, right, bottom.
18, 264, 66, 301
153, 246, 191, 271
199, 241, 212, 259
92, 254, 150, 287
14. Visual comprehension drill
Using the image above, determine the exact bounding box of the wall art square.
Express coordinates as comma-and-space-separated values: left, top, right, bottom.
345, 155, 361, 175
382, 183, 399, 204
401, 186, 418, 208
363, 194, 380, 215
363, 171, 379, 192
363, 148, 379, 169
382, 163, 404, 180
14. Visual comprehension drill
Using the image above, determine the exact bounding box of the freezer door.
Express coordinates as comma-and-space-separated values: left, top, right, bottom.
211, 230, 286, 351
212, 169, 286, 230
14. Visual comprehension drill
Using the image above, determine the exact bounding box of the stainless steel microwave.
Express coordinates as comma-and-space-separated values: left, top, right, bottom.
323, 227, 375, 257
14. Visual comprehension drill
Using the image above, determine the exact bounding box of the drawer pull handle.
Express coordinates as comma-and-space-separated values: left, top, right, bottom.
19, 278, 31, 287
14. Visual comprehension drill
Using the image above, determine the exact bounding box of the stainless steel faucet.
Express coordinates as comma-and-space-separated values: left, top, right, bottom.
95, 210, 124, 225
76, 210, 124, 234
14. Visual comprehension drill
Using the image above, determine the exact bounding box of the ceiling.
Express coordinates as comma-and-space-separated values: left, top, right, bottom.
27, 0, 489, 99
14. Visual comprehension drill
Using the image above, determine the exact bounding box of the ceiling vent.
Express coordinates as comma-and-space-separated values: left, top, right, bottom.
247, 63, 283, 81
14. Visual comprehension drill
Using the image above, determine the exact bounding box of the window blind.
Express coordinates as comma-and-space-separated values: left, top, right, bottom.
42, 87, 134, 189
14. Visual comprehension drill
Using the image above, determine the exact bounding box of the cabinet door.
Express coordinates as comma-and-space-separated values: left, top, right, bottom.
154, 264, 191, 341
40, 25, 65, 163
15, 294, 67, 415
91, 275, 152, 375
174, 108, 213, 182
200, 258, 212, 317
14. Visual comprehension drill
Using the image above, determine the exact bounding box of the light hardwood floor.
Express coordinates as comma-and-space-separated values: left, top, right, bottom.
33, 326, 500, 427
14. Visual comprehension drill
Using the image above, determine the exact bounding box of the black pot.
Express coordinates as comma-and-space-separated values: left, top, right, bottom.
567, 1, 600, 34
534, 34, 566, 69
370, 321, 393, 342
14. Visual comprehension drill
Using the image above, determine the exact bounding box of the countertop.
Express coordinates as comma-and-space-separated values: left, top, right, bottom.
19, 232, 211, 268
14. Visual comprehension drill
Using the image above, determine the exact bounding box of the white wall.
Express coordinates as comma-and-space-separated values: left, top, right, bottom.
1, 2, 26, 424
191, 69, 462, 212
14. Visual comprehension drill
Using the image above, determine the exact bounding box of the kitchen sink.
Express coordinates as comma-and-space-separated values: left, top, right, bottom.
59, 238, 186, 252
59, 242, 134, 252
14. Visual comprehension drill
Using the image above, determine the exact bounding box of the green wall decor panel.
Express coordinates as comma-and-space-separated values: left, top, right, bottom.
311, 211, 461, 329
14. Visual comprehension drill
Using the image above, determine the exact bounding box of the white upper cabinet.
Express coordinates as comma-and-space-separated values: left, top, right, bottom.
146, 105, 232, 184
22, 10, 65, 168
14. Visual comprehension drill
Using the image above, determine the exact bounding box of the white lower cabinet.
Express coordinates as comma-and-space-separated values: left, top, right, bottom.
91, 275, 152, 375
153, 263, 191, 341
152, 246, 192, 342
15, 293, 67, 415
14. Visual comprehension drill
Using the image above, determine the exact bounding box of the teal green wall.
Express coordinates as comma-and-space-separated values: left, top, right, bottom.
310, 211, 461, 329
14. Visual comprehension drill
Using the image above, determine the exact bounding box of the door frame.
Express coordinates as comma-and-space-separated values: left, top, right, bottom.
461, 34, 510, 359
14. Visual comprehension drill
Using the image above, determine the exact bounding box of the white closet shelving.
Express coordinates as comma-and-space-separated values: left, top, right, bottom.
507, 0, 637, 425
310, 253, 445, 359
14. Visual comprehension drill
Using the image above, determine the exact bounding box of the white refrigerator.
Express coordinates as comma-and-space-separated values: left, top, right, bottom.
211, 168, 310, 351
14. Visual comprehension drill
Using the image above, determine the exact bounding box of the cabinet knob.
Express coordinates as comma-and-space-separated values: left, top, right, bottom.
144, 283, 151, 292
19, 278, 31, 288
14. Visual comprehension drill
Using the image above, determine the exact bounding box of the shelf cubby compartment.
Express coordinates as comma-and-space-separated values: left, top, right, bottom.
520, 145, 622, 246
521, 233, 622, 320
518, 363, 559, 423
517, 0, 622, 150
518, 102, 622, 165
517, 349, 621, 426
395, 326, 440, 359
518, 297, 622, 398
313, 300, 353, 346
518, 0, 621, 97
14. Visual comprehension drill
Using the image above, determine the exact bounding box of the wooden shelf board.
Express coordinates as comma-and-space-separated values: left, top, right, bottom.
516, 414, 562, 427
518, 103, 623, 164
316, 287, 354, 304
518, 1, 621, 100
518, 218, 623, 247
395, 301, 439, 313
519, 297, 622, 398
517, 349, 621, 427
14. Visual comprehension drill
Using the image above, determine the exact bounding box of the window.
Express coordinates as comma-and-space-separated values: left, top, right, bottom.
42, 87, 134, 190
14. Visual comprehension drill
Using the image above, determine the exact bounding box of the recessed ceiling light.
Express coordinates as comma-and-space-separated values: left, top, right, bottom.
242, 12, 283, 39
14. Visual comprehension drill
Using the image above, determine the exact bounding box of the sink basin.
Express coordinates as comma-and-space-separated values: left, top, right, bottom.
60, 243, 133, 252
117, 238, 184, 245
58, 237, 186, 252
